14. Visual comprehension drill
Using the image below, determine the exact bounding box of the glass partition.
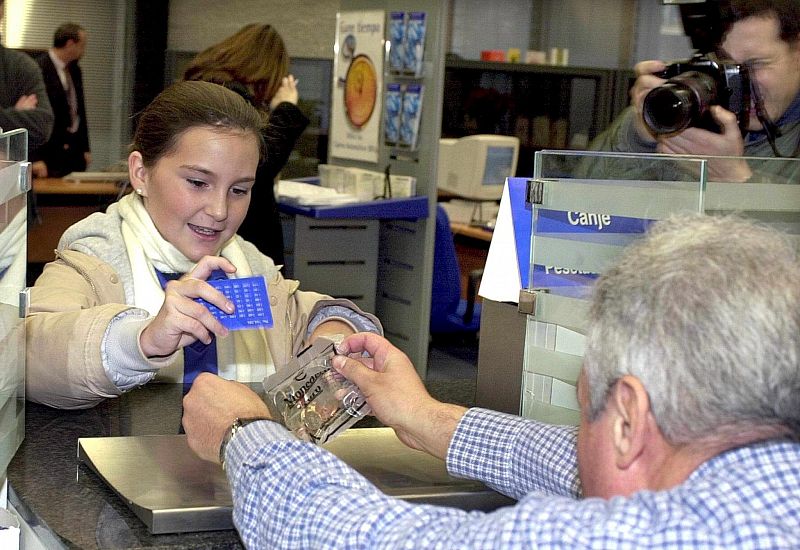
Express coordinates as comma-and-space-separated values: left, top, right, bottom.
0, 129, 28, 478
521, 150, 800, 426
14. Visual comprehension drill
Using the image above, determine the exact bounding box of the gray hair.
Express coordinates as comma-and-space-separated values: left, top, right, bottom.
583, 214, 800, 444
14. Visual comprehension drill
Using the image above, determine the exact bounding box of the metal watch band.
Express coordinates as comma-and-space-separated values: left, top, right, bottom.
219, 417, 270, 469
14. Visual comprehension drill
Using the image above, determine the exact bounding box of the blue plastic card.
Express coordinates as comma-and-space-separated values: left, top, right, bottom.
196, 276, 273, 330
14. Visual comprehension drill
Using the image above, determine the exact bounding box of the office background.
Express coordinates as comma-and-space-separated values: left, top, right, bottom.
2, 0, 693, 174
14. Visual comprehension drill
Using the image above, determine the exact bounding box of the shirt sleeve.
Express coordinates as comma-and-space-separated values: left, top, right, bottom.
447, 408, 581, 499
0, 52, 54, 153
224, 415, 586, 549
589, 107, 658, 154
101, 309, 177, 390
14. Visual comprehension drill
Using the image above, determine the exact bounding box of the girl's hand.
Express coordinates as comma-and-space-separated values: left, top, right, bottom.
139, 256, 237, 358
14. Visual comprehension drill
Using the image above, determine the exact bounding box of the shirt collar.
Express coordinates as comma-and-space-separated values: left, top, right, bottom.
48, 49, 68, 72
746, 90, 800, 143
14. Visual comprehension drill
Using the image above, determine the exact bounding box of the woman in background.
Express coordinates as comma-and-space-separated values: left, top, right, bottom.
183, 23, 309, 267
26, 81, 379, 409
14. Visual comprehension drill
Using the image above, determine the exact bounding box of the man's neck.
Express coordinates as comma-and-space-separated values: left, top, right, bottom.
653, 425, 793, 491
52, 47, 71, 65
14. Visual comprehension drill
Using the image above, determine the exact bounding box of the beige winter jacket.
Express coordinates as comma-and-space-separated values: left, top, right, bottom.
25, 204, 381, 409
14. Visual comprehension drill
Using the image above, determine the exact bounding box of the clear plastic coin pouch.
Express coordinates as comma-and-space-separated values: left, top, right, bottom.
262, 336, 371, 444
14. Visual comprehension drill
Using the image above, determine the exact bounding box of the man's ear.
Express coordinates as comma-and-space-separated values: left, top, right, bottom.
609, 375, 650, 470
128, 151, 148, 197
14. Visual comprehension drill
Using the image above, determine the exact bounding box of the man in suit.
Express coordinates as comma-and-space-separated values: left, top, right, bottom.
31, 23, 90, 178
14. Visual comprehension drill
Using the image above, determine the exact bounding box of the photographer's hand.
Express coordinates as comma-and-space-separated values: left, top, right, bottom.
630, 60, 668, 144
657, 105, 752, 182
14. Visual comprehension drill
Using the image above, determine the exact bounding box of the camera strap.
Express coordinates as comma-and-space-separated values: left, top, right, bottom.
748, 69, 800, 158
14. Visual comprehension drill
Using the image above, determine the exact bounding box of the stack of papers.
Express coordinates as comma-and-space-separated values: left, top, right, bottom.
276, 180, 361, 206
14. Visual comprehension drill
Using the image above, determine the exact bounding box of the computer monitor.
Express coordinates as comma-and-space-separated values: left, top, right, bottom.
436, 135, 520, 201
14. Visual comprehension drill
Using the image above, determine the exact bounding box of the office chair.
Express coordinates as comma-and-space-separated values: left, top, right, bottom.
430, 205, 482, 336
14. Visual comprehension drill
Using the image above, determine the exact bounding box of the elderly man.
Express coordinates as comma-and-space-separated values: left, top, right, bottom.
591, 0, 800, 182
183, 214, 800, 548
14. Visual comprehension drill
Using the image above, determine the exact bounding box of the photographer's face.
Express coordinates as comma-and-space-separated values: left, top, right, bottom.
721, 15, 800, 132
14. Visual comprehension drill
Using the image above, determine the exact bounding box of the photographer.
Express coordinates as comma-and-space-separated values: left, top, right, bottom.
590, 0, 800, 182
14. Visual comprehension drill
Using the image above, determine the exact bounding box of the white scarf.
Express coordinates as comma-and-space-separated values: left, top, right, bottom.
117, 192, 273, 382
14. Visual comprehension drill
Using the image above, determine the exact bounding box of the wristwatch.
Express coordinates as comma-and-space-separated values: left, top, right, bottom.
219, 417, 270, 470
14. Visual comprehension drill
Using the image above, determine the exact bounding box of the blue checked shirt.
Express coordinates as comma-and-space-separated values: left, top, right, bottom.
225, 408, 800, 549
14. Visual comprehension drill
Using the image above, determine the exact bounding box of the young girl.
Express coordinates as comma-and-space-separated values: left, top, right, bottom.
26, 81, 380, 409
183, 23, 309, 266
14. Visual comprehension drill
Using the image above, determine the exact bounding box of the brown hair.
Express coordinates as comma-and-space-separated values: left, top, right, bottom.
130, 80, 265, 167
722, 0, 800, 44
54, 22, 85, 48
182, 24, 290, 109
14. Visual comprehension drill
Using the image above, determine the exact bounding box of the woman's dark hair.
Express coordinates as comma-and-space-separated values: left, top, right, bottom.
130, 80, 265, 167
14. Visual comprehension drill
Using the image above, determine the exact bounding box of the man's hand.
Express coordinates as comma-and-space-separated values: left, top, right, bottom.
331, 333, 467, 460
139, 256, 236, 358
270, 75, 299, 110
84, 151, 92, 167
31, 161, 48, 179
657, 105, 752, 182
630, 60, 668, 144
14, 94, 38, 111
183, 373, 271, 463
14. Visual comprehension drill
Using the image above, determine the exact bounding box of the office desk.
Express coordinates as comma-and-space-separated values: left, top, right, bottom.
449, 221, 492, 243
29, 178, 124, 264
7, 382, 510, 549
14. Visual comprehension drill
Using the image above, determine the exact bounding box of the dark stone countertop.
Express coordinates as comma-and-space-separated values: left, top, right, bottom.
7, 378, 479, 549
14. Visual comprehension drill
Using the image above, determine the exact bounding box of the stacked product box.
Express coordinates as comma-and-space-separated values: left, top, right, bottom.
399, 83, 424, 150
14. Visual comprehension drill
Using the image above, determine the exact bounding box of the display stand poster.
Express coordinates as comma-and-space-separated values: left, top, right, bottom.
331, 10, 385, 163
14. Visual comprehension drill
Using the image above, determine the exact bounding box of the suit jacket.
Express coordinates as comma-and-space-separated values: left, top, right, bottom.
0, 45, 53, 154
34, 52, 89, 175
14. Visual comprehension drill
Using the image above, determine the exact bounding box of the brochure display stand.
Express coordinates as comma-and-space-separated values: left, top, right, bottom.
327, 0, 447, 375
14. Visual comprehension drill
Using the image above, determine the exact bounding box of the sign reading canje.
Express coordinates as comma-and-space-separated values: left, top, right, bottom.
330, 10, 384, 163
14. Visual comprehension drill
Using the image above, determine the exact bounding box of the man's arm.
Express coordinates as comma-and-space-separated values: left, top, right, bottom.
223, 416, 582, 549
182, 335, 583, 548
331, 332, 467, 459
0, 51, 54, 153
333, 333, 581, 497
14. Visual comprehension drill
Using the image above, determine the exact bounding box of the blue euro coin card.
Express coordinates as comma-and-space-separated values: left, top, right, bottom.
196, 276, 273, 331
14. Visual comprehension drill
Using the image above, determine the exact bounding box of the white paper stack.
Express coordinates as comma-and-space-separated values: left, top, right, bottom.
276, 180, 360, 206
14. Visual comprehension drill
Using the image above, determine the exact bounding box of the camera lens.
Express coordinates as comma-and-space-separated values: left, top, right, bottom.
643, 85, 694, 134
643, 71, 717, 135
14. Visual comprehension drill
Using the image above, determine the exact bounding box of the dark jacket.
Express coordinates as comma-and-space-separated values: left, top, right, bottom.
33, 52, 90, 176
0, 44, 53, 154
237, 101, 309, 267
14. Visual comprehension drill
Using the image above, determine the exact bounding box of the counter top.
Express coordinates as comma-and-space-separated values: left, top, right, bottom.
7, 379, 503, 549
9, 385, 240, 549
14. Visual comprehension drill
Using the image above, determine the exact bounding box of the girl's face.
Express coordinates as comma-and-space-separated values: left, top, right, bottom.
129, 126, 259, 262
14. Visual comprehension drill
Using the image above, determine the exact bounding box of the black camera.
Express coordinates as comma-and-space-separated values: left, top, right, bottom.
642, 1, 750, 136
643, 53, 750, 136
